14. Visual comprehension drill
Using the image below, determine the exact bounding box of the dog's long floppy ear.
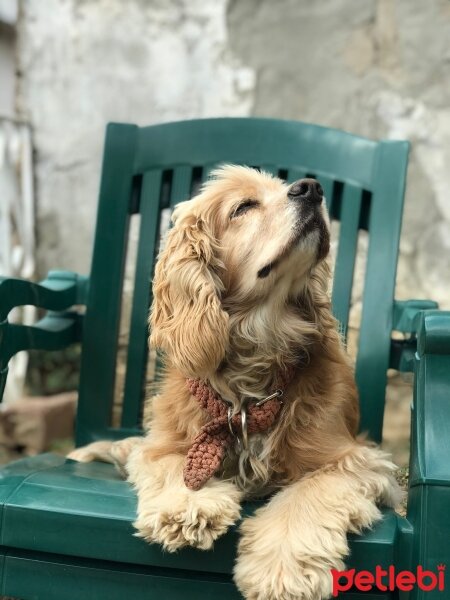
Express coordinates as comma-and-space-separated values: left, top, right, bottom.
149, 204, 228, 378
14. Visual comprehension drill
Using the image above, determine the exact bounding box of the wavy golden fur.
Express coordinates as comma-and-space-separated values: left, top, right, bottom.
70, 166, 401, 600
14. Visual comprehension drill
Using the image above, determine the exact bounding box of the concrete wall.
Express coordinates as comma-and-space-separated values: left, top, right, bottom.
0, 27, 16, 116
16, 0, 450, 308
0, 0, 17, 117
16, 0, 254, 275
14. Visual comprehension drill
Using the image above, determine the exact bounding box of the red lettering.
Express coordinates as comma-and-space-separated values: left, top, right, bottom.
389, 565, 395, 591
396, 571, 415, 592
354, 571, 374, 591
438, 565, 445, 591
375, 565, 388, 591
417, 566, 437, 591
331, 564, 445, 594
331, 569, 355, 597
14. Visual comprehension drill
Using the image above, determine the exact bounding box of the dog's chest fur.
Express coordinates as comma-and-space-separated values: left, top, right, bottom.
218, 431, 276, 497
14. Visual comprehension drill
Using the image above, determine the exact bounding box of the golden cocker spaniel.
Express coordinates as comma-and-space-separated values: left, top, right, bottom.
69, 166, 400, 600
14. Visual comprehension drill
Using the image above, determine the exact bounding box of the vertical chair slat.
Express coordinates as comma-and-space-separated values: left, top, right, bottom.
76, 124, 138, 445
331, 184, 363, 340
170, 166, 193, 207
318, 175, 334, 214
121, 170, 162, 429
355, 141, 409, 440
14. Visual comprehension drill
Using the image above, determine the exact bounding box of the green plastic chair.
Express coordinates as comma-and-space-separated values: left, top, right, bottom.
0, 118, 449, 600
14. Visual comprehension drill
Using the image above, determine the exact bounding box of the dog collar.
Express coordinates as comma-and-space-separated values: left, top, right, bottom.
183, 368, 295, 491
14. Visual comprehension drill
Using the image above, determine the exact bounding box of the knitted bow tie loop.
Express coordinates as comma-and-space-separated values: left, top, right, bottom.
183, 376, 290, 491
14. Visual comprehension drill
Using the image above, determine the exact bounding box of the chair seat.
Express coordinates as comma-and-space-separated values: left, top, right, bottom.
0, 453, 404, 598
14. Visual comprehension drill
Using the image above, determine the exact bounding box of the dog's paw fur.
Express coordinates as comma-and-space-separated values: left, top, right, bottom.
67, 437, 143, 477
67, 441, 114, 462
235, 554, 339, 600
134, 480, 241, 552
234, 445, 401, 600
235, 516, 344, 600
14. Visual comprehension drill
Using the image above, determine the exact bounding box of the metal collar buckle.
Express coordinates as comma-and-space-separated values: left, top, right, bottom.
227, 389, 283, 452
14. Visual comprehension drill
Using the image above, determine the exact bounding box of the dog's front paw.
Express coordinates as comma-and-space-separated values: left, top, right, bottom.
67, 441, 114, 462
235, 554, 338, 600
134, 481, 241, 552
134, 502, 237, 551
235, 516, 344, 600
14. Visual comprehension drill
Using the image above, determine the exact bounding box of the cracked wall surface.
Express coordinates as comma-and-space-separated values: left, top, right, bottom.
17, 0, 255, 274
17, 0, 449, 308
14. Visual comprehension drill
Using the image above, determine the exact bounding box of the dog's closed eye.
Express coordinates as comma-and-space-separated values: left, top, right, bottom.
230, 199, 259, 220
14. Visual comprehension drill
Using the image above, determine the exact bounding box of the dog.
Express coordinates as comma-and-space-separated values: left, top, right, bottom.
69, 165, 401, 600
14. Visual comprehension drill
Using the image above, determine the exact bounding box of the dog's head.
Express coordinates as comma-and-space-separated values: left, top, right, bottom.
150, 165, 331, 378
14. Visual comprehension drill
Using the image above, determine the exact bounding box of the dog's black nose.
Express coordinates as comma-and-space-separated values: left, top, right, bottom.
288, 178, 323, 204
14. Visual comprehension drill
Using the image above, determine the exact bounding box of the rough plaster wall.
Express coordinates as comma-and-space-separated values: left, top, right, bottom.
16, 0, 255, 275
0, 25, 16, 116
17, 0, 449, 304
228, 0, 450, 309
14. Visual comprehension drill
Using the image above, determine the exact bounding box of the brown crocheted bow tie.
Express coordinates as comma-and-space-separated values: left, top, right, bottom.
184, 369, 295, 491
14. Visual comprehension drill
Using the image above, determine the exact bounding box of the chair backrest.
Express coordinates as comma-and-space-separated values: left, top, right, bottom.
75, 118, 409, 446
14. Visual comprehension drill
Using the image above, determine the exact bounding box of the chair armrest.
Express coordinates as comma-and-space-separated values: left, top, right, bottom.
0, 271, 87, 402
403, 311, 450, 569
0, 270, 89, 321
392, 299, 439, 334
390, 300, 439, 372
409, 310, 450, 488
0, 311, 83, 401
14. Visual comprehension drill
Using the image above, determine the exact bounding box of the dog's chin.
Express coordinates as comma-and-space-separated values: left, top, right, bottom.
287, 218, 330, 265
254, 226, 329, 297
294, 212, 330, 263
257, 233, 321, 298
